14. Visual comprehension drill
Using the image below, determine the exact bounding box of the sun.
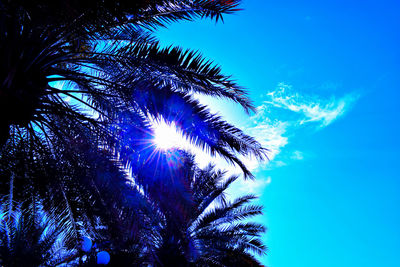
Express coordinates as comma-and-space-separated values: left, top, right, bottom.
152, 120, 183, 150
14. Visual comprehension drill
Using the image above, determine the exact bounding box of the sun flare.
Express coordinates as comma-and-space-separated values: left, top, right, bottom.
152, 120, 183, 150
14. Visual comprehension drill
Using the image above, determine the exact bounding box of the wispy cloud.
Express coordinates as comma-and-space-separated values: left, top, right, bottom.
227, 176, 272, 196
290, 150, 304, 161
238, 176, 271, 195
246, 120, 288, 161
240, 82, 359, 173
189, 83, 360, 195
264, 82, 359, 127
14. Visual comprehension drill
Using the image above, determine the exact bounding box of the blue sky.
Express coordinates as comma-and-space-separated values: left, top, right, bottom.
156, 1, 400, 266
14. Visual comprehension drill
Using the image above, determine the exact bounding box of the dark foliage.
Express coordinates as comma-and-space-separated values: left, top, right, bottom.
0, 0, 265, 177
135, 151, 267, 266
0, 199, 75, 266
0, 1, 268, 266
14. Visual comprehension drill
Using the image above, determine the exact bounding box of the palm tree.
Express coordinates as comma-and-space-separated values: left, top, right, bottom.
0, 131, 266, 266
0, 118, 157, 252
190, 165, 266, 266
136, 151, 267, 266
0, 199, 75, 267
0, 0, 266, 178
0, 1, 268, 265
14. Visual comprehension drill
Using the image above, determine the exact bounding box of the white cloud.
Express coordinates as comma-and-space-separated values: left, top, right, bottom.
186, 82, 360, 198
245, 120, 288, 161
231, 176, 271, 195
240, 121, 289, 172
238, 82, 359, 172
290, 150, 304, 161
265, 82, 359, 127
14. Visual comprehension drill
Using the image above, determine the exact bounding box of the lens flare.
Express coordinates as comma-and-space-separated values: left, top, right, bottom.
152, 120, 182, 150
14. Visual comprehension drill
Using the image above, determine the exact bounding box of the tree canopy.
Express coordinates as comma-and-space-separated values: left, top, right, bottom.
0, 1, 268, 265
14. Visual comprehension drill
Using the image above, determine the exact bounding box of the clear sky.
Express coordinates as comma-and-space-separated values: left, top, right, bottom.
156, 1, 400, 266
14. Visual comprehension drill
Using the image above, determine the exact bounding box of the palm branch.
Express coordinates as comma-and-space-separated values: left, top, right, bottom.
0, 198, 76, 267
0, 117, 156, 255
0, 0, 266, 179
143, 153, 267, 266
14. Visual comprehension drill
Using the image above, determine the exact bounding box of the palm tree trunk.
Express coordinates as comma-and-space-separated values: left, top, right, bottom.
8, 172, 14, 215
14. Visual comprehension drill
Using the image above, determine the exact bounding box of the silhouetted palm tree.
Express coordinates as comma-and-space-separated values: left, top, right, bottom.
0, 0, 266, 178
0, 1, 268, 265
190, 165, 266, 266
0, 199, 75, 266
137, 152, 267, 266
0, 118, 157, 252
1, 133, 266, 266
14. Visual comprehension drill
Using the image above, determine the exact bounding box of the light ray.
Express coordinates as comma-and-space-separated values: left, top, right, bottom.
152, 119, 184, 150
